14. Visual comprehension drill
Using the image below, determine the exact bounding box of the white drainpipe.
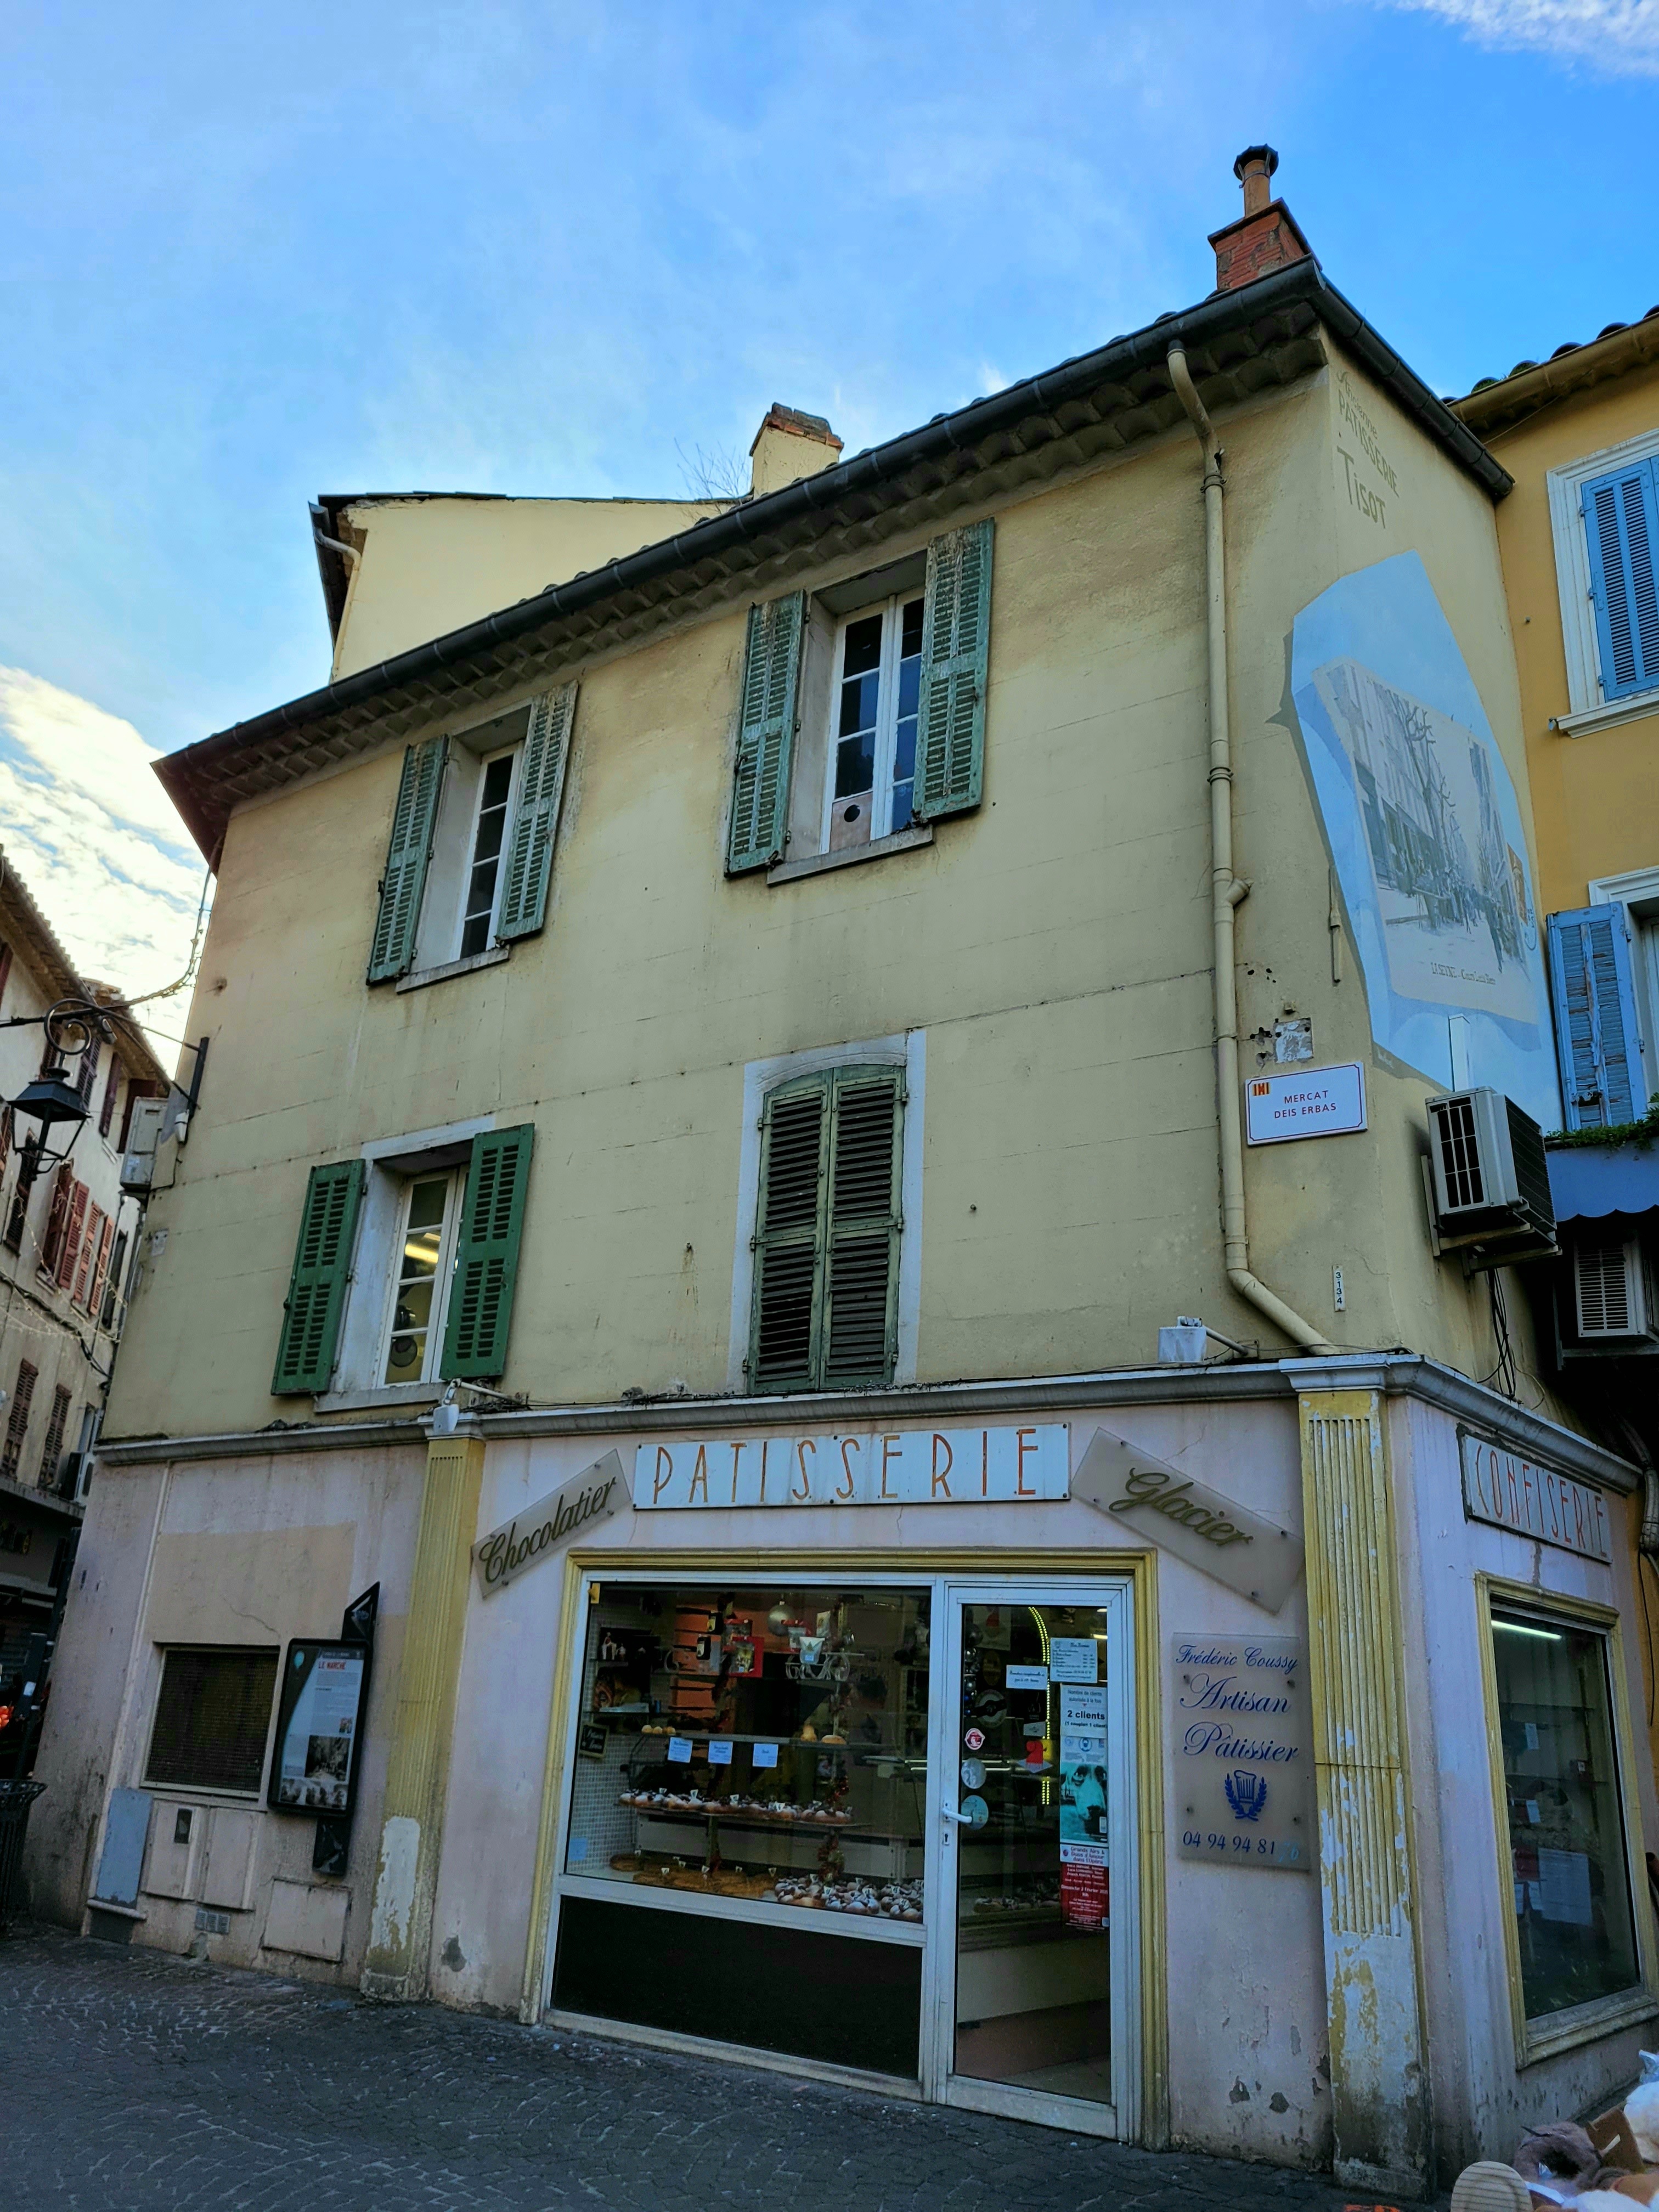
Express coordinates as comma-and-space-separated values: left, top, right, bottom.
1167, 341, 1335, 1357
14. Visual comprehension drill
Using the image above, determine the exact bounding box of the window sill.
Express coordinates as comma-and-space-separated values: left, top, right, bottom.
396, 945, 511, 994
1517, 1983, 1659, 2068
1552, 692, 1659, 739
314, 1381, 444, 1415
768, 825, 934, 886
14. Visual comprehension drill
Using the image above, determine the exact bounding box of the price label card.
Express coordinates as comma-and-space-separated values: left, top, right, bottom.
1047, 1638, 1098, 1684
1006, 1663, 1049, 1690
707, 1740, 733, 1766
752, 1742, 779, 1769
667, 1737, 693, 1764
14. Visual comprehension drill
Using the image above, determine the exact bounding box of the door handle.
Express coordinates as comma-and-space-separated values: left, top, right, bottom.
941, 1807, 974, 1826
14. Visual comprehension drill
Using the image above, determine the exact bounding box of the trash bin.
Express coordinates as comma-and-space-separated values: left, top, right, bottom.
0, 1780, 45, 1936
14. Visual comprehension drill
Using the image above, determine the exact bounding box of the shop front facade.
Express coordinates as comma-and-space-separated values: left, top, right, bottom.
58, 1361, 1652, 2192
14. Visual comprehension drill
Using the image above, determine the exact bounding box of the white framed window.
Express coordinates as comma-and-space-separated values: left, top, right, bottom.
380, 1169, 463, 1385
822, 593, 924, 854
1547, 426, 1659, 734
457, 746, 522, 960
1588, 865, 1659, 1109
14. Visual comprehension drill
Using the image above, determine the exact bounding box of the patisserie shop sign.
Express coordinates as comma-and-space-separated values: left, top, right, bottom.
633, 1424, 1069, 1510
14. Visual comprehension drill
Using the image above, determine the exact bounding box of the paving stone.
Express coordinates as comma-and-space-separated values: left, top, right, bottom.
0, 1925, 1438, 2211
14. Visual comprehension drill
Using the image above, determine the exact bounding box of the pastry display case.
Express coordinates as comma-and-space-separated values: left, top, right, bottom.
563, 1582, 931, 1928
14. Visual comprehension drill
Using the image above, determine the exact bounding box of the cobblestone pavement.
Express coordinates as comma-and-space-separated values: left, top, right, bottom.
1, 1926, 1435, 2212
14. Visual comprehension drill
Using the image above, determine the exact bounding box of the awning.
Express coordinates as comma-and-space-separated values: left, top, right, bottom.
1547, 1141, 1659, 1223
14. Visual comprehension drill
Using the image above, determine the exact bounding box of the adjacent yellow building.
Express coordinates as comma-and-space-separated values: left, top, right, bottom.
29, 155, 1659, 2196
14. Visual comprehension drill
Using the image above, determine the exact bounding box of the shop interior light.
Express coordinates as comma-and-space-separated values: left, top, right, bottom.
1493, 1620, 1562, 1641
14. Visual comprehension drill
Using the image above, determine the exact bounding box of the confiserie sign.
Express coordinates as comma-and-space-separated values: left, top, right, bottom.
633, 1425, 1068, 1510
1460, 1431, 1610, 1563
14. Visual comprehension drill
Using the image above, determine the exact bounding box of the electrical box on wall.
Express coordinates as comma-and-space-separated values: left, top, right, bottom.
1424, 1088, 1556, 1268
120, 1094, 168, 1193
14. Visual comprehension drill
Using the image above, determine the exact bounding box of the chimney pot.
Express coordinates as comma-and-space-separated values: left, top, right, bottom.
1233, 144, 1279, 217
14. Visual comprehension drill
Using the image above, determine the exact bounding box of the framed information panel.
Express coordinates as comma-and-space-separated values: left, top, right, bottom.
267, 1639, 371, 1816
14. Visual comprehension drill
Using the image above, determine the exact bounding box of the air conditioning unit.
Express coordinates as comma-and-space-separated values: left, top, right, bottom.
120, 1094, 168, 1194
1425, 1087, 1556, 1266
1571, 1234, 1658, 1345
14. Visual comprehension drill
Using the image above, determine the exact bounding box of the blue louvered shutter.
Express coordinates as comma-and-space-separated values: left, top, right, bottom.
498, 685, 576, 941
368, 738, 447, 981
913, 518, 994, 821
272, 1161, 365, 1394
1583, 461, 1659, 702
1547, 905, 1645, 1129
726, 595, 804, 874
440, 1124, 534, 1379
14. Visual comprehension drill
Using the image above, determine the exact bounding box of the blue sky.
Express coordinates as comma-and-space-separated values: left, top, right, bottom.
0, 0, 1655, 1020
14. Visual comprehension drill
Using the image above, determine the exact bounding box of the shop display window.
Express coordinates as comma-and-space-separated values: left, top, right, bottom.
1491, 1603, 1639, 2021
562, 1582, 930, 1925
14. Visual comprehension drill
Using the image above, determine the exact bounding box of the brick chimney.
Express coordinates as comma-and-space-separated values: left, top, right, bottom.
1208, 145, 1315, 294
748, 403, 843, 498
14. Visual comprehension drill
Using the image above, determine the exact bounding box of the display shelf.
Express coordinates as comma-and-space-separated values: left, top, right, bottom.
556, 1868, 926, 1946
621, 1799, 919, 1842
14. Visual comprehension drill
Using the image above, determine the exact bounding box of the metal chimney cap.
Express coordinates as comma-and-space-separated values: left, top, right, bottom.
1233, 145, 1280, 182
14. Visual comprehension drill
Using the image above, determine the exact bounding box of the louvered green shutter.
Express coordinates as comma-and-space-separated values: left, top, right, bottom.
913, 518, 994, 822
750, 1080, 828, 1391
1547, 905, 1646, 1128
822, 1071, 902, 1386
441, 1124, 534, 1379
749, 1068, 902, 1392
726, 594, 804, 874
498, 684, 577, 941
272, 1160, 365, 1395
368, 738, 447, 981
1584, 462, 1659, 701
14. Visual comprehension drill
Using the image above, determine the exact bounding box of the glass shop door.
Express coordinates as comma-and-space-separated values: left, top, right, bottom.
929, 1583, 1138, 2136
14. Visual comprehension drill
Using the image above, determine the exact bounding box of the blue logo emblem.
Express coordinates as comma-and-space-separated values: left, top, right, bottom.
1224, 1769, 1267, 1823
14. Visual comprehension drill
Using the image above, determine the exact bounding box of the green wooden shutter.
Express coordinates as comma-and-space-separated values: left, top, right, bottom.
726, 594, 804, 874
367, 738, 447, 981
822, 1071, 902, 1386
441, 1124, 534, 1380
749, 1068, 902, 1392
498, 684, 577, 941
913, 518, 994, 822
750, 1079, 830, 1390
272, 1160, 365, 1395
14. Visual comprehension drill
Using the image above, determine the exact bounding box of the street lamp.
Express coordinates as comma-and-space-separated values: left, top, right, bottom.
7, 1062, 91, 1181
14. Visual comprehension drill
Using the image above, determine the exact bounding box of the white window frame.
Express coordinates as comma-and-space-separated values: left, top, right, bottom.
454, 741, 524, 962
820, 592, 923, 854
318, 1113, 495, 1410
1547, 425, 1659, 736
1587, 864, 1659, 1110
726, 1030, 926, 1393
379, 1167, 464, 1388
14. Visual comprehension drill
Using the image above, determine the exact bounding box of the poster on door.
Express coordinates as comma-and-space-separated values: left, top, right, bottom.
1171, 1632, 1312, 1873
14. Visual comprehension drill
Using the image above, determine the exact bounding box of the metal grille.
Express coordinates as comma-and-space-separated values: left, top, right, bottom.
1431, 1094, 1485, 1211
144, 1648, 279, 1795
1504, 1096, 1554, 1231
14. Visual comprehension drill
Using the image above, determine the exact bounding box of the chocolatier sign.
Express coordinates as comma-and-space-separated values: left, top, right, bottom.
473, 1451, 625, 1598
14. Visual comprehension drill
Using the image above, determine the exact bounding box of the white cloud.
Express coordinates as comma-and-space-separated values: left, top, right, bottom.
0, 667, 207, 1046
1384, 0, 1659, 71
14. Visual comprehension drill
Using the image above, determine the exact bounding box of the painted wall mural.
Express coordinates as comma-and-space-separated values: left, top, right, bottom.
1289, 551, 1560, 1130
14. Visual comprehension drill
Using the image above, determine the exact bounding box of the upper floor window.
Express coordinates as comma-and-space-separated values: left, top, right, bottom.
749, 1065, 903, 1392
366, 684, 576, 985
726, 520, 994, 878
1584, 459, 1659, 703
1548, 434, 1659, 725
271, 1126, 534, 1398
382, 1169, 462, 1385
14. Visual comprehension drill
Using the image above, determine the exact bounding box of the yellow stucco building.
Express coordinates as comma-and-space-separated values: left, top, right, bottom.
29, 155, 1659, 2196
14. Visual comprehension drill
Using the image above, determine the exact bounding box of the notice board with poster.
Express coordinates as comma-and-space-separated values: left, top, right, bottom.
268, 1640, 371, 1816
